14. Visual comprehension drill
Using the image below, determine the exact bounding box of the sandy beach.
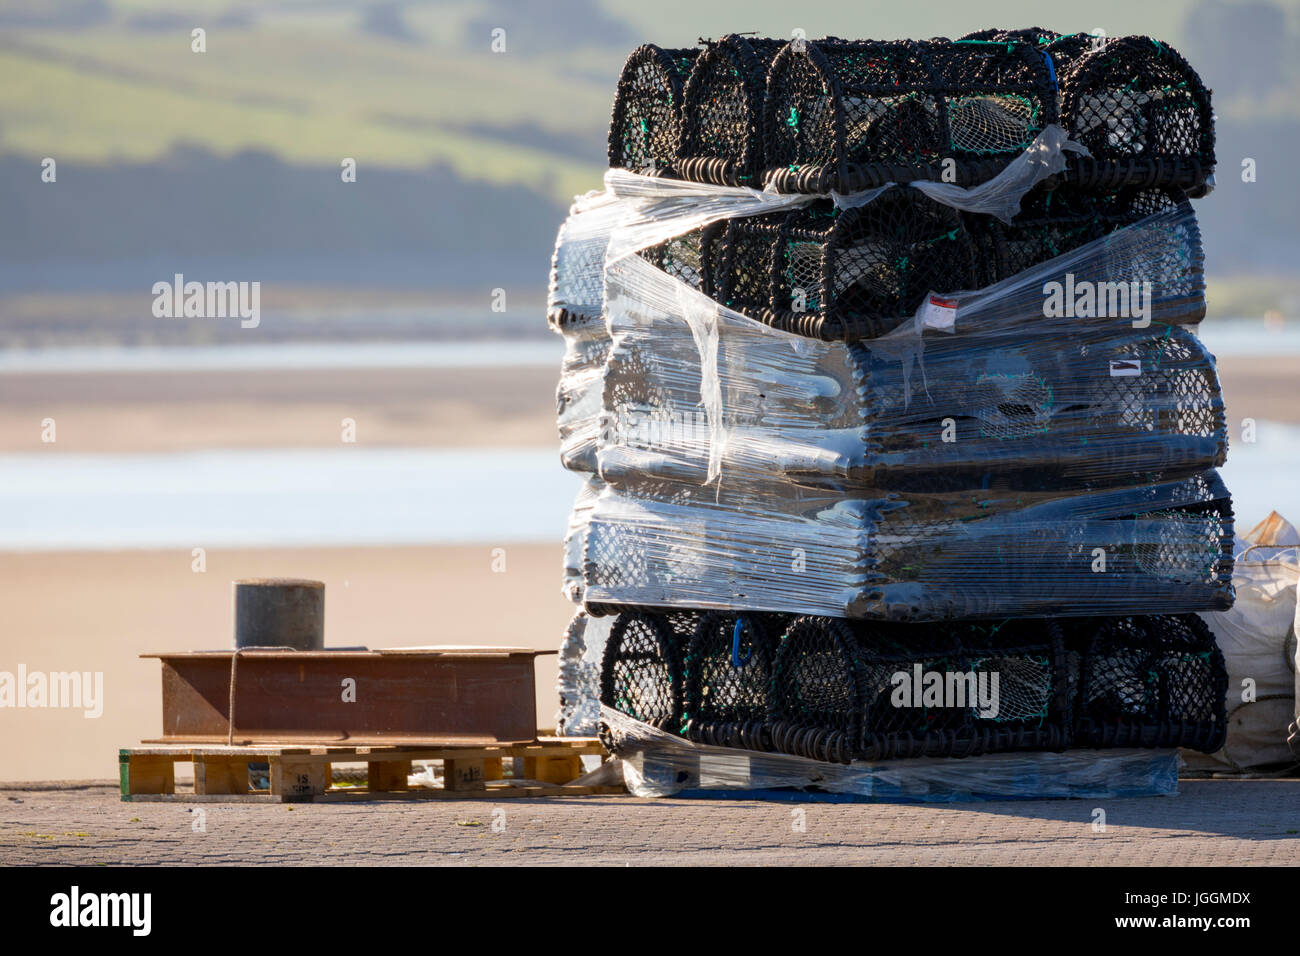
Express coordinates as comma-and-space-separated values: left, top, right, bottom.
0, 365, 560, 453
0, 544, 575, 782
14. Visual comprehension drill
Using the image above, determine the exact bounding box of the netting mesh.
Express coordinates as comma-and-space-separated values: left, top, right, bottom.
718, 184, 1198, 341
683, 612, 787, 746
854, 323, 1227, 490
1060, 36, 1214, 189
678, 36, 786, 185
763, 38, 1057, 192
600, 609, 1226, 760
1071, 613, 1227, 750
599, 611, 692, 730
608, 44, 699, 173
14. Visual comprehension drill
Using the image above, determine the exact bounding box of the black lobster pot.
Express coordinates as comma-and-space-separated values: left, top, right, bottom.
608, 43, 700, 174
677, 35, 786, 186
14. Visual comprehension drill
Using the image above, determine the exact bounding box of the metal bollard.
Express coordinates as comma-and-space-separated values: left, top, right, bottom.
233, 578, 324, 650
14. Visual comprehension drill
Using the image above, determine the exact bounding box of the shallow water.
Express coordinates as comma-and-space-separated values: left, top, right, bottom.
0, 447, 577, 550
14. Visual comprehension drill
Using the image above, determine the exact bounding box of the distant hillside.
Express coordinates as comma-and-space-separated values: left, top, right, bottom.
0, 149, 566, 292
0, 0, 1297, 321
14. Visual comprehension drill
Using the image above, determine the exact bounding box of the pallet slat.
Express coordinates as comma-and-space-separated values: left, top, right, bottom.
119, 738, 619, 802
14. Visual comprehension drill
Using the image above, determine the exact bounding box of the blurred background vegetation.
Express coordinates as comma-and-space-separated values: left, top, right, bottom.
2, 0, 1298, 344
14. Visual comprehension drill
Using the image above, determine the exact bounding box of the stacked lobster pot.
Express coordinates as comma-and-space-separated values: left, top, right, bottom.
553, 29, 1233, 773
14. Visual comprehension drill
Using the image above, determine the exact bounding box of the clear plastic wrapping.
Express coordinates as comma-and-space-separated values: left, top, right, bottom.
548, 140, 1231, 622
603, 707, 1181, 800
555, 609, 615, 736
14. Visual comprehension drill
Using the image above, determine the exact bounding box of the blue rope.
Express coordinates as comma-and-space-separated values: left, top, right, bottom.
731, 617, 753, 668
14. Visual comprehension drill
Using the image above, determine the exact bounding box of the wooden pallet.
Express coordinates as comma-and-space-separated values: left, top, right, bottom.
120, 737, 624, 803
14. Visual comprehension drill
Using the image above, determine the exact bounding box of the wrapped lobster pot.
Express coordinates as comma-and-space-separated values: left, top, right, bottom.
549, 188, 623, 475
725, 192, 978, 339
717, 184, 1201, 341
677, 35, 786, 186
1059, 35, 1215, 193
556, 609, 616, 735
556, 319, 609, 474
603, 320, 1228, 494
597, 287, 865, 488
848, 323, 1227, 493
582, 468, 1235, 621
608, 44, 700, 174
763, 38, 1059, 193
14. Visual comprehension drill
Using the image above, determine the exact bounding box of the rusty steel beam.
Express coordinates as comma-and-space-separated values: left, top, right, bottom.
142, 648, 552, 745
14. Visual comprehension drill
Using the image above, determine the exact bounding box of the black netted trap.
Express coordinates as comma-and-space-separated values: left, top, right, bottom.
1059, 36, 1215, 193
705, 183, 1199, 341
764, 190, 977, 338
608, 44, 700, 174
1069, 613, 1227, 751
762, 38, 1058, 193
600, 609, 1226, 762
599, 610, 690, 731
683, 612, 788, 748
676, 35, 786, 186
766, 617, 866, 763
636, 222, 725, 296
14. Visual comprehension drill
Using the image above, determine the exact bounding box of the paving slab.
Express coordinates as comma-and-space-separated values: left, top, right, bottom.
1, 780, 1298, 865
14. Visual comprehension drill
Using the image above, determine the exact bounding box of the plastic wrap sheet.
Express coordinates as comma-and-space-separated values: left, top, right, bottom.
556, 318, 609, 475
561, 476, 603, 604
603, 707, 1180, 800
582, 468, 1233, 620
600, 251, 1223, 491
555, 609, 615, 736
